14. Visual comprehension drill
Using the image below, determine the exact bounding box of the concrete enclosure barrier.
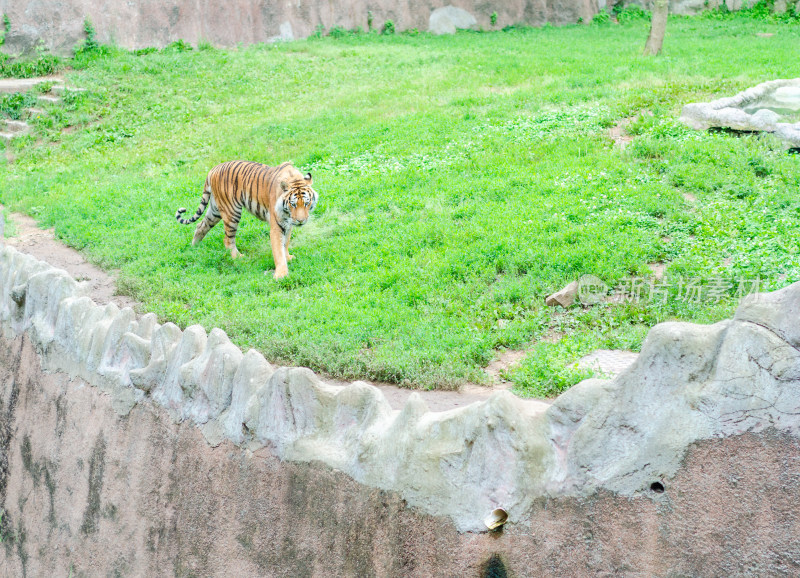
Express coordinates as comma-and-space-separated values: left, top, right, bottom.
0, 246, 799, 574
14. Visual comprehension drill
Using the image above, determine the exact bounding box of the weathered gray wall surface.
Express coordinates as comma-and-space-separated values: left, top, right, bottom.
1, 333, 800, 576
1, 0, 598, 55
0, 231, 799, 576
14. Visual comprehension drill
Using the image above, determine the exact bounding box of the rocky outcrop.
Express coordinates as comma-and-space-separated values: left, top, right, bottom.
1, 244, 799, 536
681, 78, 800, 148
550, 287, 800, 494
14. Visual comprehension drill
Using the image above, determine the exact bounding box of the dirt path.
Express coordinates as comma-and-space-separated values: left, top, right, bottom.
1, 210, 546, 412
2, 211, 138, 309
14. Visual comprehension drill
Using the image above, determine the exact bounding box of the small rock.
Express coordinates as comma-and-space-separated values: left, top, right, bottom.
545, 281, 579, 308
201, 419, 226, 447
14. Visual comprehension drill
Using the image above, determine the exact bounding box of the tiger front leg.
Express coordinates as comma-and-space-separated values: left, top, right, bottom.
269, 223, 289, 279
284, 227, 295, 261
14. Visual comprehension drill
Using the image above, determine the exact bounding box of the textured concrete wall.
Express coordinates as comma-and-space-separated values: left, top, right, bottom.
1, 334, 800, 575
0, 247, 799, 573
0, 0, 598, 55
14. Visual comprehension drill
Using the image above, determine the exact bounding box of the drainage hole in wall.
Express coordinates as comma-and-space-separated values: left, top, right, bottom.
480, 553, 508, 578
650, 481, 665, 493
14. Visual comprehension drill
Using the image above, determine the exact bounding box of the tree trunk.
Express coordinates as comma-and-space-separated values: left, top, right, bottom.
643, 0, 669, 56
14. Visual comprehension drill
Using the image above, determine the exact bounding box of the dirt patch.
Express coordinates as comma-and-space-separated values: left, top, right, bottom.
1, 210, 138, 310
609, 121, 635, 149
0, 77, 62, 94
647, 262, 667, 280
485, 349, 526, 383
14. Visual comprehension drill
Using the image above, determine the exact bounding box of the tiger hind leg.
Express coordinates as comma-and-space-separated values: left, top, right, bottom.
192, 199, 221, 246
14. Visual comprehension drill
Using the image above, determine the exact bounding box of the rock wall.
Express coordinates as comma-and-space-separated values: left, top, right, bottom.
3, 0, 792, 55
0, 246, 799, 574
0, 0, 598, 55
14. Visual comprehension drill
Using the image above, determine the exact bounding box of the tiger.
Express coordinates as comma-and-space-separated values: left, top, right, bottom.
175, 161, 318, 279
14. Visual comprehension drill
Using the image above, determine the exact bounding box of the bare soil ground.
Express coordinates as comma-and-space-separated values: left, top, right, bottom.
2, 210, 138, 309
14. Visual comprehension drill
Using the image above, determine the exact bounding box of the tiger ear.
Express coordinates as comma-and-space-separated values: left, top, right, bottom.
304, 172, 313, 184
280, 181, 289, 192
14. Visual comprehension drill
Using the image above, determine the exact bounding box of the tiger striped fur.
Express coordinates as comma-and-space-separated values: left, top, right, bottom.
175, 161, 318, 279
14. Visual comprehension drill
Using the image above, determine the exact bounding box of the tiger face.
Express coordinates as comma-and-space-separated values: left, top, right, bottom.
280, 173, 317, 227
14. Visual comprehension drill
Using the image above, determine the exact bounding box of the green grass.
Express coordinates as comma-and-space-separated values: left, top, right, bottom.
1, 17, 799, 394
0, 54, 62, 79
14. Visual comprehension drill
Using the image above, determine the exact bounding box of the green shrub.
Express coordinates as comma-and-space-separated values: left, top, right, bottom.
0, 54, 62, 78
133, 47, 158, 56
591, 11, 611, 25
0, 92, 37, 120
382, 19, 395, 34
161, 39, 193, 53
0, 14, 10, 46
328, 25, 347, 38
82, 18, 98, 52
310, 23, 325, 39
616, 5, 651, 23
750, 0, 775, 19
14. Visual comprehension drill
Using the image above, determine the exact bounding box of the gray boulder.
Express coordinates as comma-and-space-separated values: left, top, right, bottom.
547, 281, 800, 496
681, 78, 800, 148
429, 6, 478, 35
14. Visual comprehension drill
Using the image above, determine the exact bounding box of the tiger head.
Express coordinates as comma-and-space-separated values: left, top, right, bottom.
279, 172, 317, 226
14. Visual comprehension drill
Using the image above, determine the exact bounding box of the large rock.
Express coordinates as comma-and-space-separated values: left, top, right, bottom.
428, 6, 478, 35
547, 283, 800, 495
680, 78, 800, 148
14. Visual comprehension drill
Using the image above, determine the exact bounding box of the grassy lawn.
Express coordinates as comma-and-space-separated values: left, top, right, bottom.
1, 13, 799, 394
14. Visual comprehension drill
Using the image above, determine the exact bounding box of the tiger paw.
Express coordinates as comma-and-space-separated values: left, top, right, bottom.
286, 253, 296, 262
273, 268, 289, 280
